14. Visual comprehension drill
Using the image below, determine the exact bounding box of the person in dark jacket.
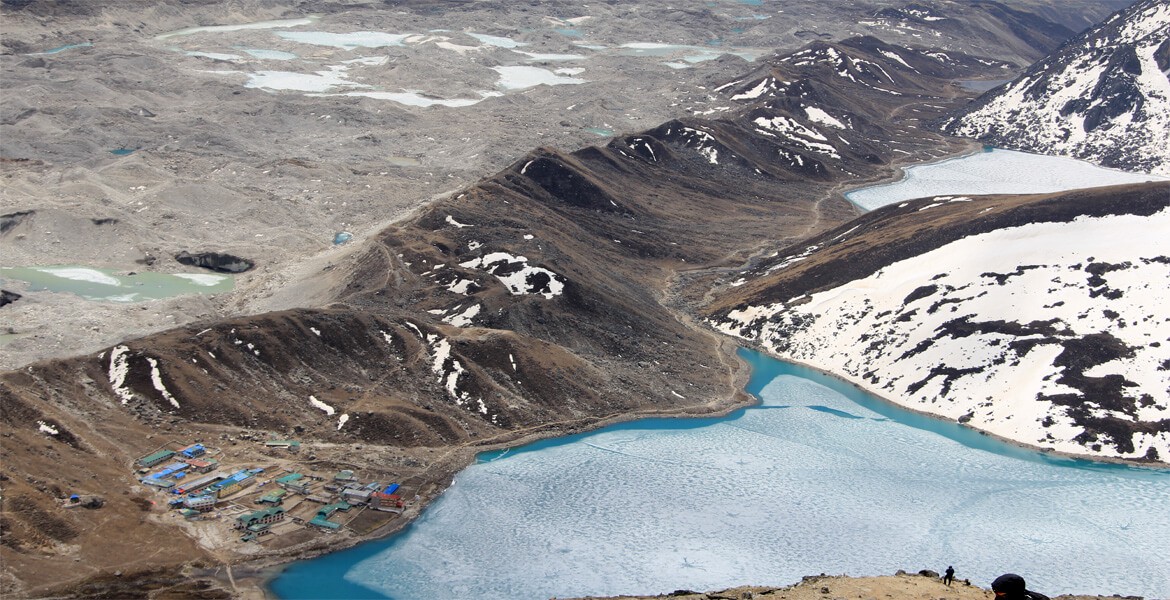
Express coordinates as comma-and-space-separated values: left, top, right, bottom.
992, 573, 1050, 600
943, 566, 955, 586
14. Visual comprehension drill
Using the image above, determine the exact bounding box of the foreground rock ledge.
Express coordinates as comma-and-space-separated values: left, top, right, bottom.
567, 573, 1138, 600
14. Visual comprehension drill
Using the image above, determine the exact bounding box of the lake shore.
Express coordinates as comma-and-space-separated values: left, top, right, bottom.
229, 338, 758, 599
251, 343, 1165, 596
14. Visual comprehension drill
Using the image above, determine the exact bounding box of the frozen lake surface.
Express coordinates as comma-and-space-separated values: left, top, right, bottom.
844, 148, 1168, 211
270, 351, 1170, 600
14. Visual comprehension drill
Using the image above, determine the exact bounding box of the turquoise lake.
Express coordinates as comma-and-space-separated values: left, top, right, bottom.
0, 266, 233, 302
269, 349, 1170, 599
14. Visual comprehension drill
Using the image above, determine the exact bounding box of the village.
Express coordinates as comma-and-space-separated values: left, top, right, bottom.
129, 438, 414, 547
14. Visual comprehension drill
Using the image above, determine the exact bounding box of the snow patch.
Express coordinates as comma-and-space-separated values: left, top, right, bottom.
146, 357, 180, 408
310, 395, 336, 416
108, 345, 134, 404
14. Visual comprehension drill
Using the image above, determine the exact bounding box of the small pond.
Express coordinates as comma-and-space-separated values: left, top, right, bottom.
957, 79, 1012, 92
0, 266, 233, 302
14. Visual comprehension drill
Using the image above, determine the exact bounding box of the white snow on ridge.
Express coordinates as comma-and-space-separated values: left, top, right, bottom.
879, 49, 915, 71
444, 303, 482, 327
713, 208, 1170, 460
146, 358, 180, 409
429, 337, 470, 405
753, 116, 840, 158
309, 395, 336, 416
730, 77, 776, 100
804, 106, 846, 129
108, 345, 135, 404
446, 215, 472, 228
947, 3, 1170, 175
677, 127, 721, 164
37, 421, 59, 435
459, 252, 565, 299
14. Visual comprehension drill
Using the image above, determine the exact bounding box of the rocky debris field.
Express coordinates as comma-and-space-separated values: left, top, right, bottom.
0, 0, 1126, 371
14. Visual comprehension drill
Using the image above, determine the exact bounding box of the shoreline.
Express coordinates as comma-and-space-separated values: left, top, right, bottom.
831, 139, 986, 214
738, 341, 1170, 470
245, 335, 1165, 599
237, 338, 759, 599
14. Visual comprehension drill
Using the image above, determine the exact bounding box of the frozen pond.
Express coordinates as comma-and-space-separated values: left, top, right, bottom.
269, 350, 1170, 600
492, 66, 586, 90
617, 42, 766, 62
274, 31, 412, 49
844, 148, 1168, 211
0, 266, 233, 302
27, 42, 93, 55
956, 79, 1011, 92
163, 18, 773, 106
154, 17, 317, 40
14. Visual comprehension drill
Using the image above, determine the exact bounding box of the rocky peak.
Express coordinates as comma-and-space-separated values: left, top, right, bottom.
941, 0, 1170, 175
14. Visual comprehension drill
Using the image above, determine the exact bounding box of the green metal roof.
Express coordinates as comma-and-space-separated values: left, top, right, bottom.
309, 516, 341, 530
237, 506, 285, 523
259, 490, 287, 503
138, 449, 175, 463
276, 473, 304, 483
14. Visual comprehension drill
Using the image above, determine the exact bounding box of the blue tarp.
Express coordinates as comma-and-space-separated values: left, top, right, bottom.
180, 444, 205, 457
383, 483, 399, 495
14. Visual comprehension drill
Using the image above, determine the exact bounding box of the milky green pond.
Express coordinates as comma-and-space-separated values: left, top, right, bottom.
0, 266, 233, 302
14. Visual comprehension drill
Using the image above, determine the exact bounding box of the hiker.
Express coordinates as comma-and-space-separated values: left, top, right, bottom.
991, 573, 1050, 600
943, 565, 954, 586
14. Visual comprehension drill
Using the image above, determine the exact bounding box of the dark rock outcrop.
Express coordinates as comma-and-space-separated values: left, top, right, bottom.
174, 250, 254, 273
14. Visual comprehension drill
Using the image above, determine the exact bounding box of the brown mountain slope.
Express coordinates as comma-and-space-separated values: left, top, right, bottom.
2, 35, 1033, 599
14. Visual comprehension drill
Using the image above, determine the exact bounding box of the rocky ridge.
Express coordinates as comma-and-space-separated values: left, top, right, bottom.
941, 0, 1170, 175
0, 25, 1021, 598
706, 183, 1170, 462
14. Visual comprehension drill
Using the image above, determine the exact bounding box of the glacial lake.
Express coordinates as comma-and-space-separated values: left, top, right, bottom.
0, 266, 233, 302
269, 349, 1170, 600
844, 148, 1169, 211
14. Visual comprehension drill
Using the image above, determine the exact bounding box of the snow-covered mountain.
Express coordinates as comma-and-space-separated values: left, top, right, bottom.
942, 0, 1170, 175
707, 183, 1170, 462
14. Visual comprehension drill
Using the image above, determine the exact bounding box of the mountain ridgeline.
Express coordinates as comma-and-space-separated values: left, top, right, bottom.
706, 182, 1170, 462
941, 0, 1170, 175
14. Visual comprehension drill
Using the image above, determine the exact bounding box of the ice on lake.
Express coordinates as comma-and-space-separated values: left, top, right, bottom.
334, 90, 496, 108
845, 148, 1168, 211
492, 66, 586, 90
466, 32, 528, 49
1, 266, 233, 301
275, 31, 413, 49
276, 361, 1170, 600
154, 17, 317, 40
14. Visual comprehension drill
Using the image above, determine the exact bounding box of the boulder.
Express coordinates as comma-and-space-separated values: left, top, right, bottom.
174, 251, 254, 273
